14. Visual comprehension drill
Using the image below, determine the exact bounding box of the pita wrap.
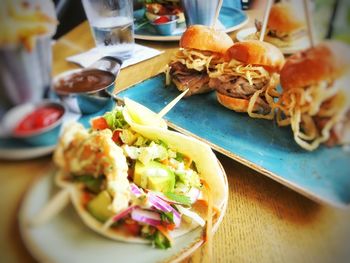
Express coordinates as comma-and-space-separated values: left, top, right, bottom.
53, 99, 228, 246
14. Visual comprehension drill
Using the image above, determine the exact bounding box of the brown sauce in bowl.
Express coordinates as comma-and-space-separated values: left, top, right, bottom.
54, 69, 115, 94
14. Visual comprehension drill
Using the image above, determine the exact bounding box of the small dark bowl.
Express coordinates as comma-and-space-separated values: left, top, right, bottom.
2, 100, 66, 146
53, 68, 115, 114
53, 56, 122, 114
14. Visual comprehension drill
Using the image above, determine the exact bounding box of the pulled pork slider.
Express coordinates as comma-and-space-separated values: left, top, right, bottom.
209, 40, 284, 119
276, 41, 350, 151
254, 2, 306, 48
168, 25, 233, 97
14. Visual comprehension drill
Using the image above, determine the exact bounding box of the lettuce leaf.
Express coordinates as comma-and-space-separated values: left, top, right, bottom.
103, 108, 128, 130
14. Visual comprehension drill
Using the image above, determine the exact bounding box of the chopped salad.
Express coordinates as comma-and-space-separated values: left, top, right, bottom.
54, 106, 210, 249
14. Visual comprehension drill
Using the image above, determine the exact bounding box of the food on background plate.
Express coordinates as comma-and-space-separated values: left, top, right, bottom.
209, 40, 284, 119
167, 25, 234, 97
0, 0, 57, 51
52, 98, 227, 249
252, 2, 306, 48
275, 41, 350, 151
144, 0, 185, 23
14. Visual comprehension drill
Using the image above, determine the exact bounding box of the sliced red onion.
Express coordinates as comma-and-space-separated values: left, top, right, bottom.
131, 208, 161, 227
130, 183, 143, 197
102, 205, 136, 230
187, 187, 201, 204
176, 205, 205, 227
113, 205, 136, 222
148, 193, 181, 227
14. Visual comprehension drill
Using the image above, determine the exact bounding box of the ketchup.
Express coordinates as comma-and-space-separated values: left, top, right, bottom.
154, 16, 170, 24
14, 105, 64, 135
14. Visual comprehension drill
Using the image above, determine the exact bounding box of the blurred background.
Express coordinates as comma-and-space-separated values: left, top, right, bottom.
50, 0, 350, 44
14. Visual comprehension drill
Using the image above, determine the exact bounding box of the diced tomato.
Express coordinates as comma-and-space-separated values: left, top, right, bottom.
124, 219, 141, 236
154, 16, 170, 24
164, 223, 175, 231
81, 191, 92, 207
112, 130, 122, 144
91, 117, 108, 130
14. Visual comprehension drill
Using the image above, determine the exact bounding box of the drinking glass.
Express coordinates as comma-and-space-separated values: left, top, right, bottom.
180, 0, 222, 27
82, 0, 135, 58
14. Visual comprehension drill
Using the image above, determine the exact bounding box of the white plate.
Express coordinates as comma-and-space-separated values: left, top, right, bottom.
236, 27, 311, 54
19, 166, 228, 263
0, 145, 56, 160
134, 7, 248, 41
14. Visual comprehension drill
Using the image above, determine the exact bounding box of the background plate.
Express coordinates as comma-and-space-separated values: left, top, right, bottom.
134, 7, 248, 41
19, 162, 228, 263
0, 139, 55, 160
236, 27, 310, 54
116, 74, 350, 208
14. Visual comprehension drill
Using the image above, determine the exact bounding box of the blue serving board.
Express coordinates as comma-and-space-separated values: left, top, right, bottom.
116, 74, 350, 208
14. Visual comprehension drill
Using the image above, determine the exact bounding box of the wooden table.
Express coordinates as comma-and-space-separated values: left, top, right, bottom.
1, 12, 350, 263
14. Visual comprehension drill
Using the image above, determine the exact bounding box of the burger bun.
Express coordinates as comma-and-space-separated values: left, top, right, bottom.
216, 92, 260, 112
268, 2, 305, 34
226, 40, 285, 72
280, 41, 350, 91
180, 25, 234, 54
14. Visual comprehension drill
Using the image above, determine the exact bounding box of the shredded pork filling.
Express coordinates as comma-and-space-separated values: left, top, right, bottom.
314, 109, 350, 146
209, 75, 271, 114
209, 75, 269, 99
276, 79, 349, 150
169, 61, 211, 96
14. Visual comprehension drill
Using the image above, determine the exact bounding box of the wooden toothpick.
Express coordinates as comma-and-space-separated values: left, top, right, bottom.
212, 0, 223, 29
303, 0, 315, 47
259, 0, 274, 41
157, 88, 189, 118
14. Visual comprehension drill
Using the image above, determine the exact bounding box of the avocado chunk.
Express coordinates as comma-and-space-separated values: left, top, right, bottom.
134, 161, 175, 193
73, 175, 104, 194
87, 190, 114, 222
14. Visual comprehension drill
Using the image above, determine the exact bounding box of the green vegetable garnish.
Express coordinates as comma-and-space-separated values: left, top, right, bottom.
160, 211, 174, 224
103, 108, 128, 130
175, 152, 185, 162
165, 192, 191, 206
73, 175, 104, 194
153, 231, 171, 249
